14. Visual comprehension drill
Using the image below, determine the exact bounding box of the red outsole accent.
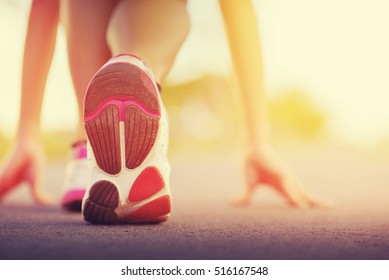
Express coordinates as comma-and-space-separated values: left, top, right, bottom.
125, 107, 159, 169
128, 167, 165, 202
85, 105, 121, 175
130, 196, 171, 221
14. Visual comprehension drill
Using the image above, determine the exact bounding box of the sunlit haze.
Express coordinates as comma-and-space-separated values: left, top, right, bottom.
1, 0, 389, 147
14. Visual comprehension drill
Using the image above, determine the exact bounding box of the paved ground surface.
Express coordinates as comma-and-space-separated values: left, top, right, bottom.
1, 147, 389, 259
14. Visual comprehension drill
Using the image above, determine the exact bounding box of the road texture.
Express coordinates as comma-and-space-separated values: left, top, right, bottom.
1, 148, 389, 259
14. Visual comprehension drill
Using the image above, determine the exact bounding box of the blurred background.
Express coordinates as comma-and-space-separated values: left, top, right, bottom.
2, 1, 389, 261
1, 0, 389, 205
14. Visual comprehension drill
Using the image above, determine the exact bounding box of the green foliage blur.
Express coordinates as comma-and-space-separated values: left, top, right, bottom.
0, 75, 328, 159
269, 89, 327, 142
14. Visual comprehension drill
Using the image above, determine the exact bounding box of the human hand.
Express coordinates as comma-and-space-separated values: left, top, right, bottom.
0, 137, 53, 205
233, 150, 332, 208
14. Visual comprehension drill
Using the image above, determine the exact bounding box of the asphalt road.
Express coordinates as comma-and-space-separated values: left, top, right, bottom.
1, 148, 389, 259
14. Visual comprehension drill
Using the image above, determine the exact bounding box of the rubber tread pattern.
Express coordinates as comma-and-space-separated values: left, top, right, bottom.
85, 105, 121, 175
84, 63, 159, 115
125, 106, 159, 169
83, 180, 119, 224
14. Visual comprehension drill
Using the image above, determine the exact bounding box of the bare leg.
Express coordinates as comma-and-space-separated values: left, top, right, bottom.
220, 0, 331, 208
60, 0, 118, 141
79, 0, 189, 223
0, 0, 59, 204
107, 0, 190, 83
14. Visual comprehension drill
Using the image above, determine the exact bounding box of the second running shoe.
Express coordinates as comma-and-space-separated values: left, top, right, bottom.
82, 54, 171, 224
61, 141, 87, 212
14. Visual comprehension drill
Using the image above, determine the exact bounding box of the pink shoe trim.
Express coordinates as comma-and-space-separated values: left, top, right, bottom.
84, 96, 161, 122
72, 142, 87, 159
61, 189, 86, 206
113, 53, 143, 61
71, 140, 87, 148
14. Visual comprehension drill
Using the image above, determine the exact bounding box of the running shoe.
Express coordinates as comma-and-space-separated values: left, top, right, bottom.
82, 54, 171, 224
61, 141, 87, 211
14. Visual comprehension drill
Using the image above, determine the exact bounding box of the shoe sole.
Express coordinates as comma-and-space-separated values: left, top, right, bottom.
83, 61, 171, 224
